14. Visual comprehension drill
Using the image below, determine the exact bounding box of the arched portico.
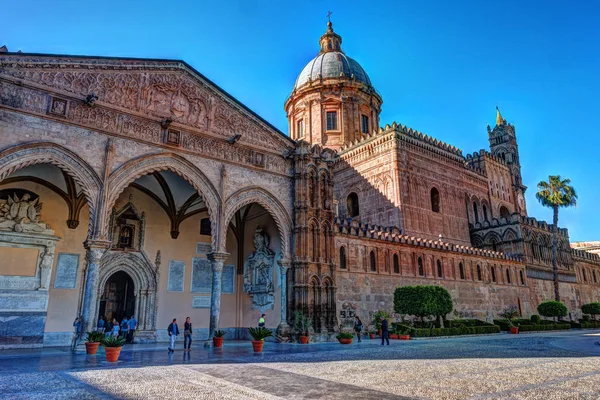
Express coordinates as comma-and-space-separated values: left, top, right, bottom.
0, 142, 102, 236
104, 153, 220, 249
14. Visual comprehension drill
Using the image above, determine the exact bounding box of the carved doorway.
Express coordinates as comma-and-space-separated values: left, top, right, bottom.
99, 271, 135, 323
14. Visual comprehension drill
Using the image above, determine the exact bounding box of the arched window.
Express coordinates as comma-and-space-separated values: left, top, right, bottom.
459, 263, 465, 279
583, 269, 587, 282
393, 254, 399, 274
500, 206, 510, 219
477, 265, 482, 281
593, 270, 597, 284
473, 202, 479, 223
430, 187, 440, 213
506, 268, 511, 284
370, 251, 376, 272
520, 270, 525, 285
491, 266, 496, 282
339, 247, 346, 269
417, 257, 424, 276
483, 205, 489, 222
347, 192, 359, 217
437, 260, 443, 278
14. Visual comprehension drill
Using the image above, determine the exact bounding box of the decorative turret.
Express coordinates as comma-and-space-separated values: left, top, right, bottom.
319, 21, 342, 53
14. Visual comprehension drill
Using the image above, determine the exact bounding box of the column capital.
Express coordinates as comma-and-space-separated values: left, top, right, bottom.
207, 252, 230, 262
83, 239, 111, 250
277, 259, 291, 272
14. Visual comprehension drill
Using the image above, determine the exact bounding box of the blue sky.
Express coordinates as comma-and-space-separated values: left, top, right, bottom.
2, 1, 598, 241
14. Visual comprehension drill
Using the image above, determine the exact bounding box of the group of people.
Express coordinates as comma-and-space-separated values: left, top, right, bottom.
97, 315, 137, 343
167, 317, 193, 352
353, 315, 390, 345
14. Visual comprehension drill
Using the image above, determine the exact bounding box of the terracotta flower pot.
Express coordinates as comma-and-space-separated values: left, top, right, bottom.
299, 335, 309, 344
85, 342, 100, 355
510, 326, 519, 334
104, 347, 122, 362
389, 334, 399, 340
252, 340, 264, 352
338, 338, 353, 344
369, 333, 376, 339
213, 337, 224, 348
399, 335, 410, 340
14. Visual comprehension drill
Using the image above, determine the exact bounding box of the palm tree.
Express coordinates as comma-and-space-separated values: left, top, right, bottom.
535, 176, 577, 301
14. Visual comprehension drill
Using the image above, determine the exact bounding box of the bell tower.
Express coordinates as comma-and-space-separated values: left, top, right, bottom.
285, 21, 382, 150
488, 107, 528, 214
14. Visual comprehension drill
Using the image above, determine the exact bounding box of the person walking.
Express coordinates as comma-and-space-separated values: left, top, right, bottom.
71, 316, 82, 352
353, 316, 363, 343
120, 317, 129, 340
167, 318, 179, 352
127, 315, 137, 343
111, 318, 120, 338
380, 316, 390, 346
258, 314, 266, 328
183, 317, 193, 351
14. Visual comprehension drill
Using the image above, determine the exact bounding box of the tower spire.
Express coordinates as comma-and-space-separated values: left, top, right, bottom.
496, 106, 504, 126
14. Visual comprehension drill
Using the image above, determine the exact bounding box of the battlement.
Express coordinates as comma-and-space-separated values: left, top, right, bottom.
337, 122, 464, 163
466, 149, 509, 167
571, 248, 600, 265
519, 215, 569, 237
334, 217, 523, 262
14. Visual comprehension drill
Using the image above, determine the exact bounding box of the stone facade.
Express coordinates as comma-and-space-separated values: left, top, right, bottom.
0, 23, 598, 347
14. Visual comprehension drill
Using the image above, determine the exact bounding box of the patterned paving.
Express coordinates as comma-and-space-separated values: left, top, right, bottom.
0, 331, 599, 399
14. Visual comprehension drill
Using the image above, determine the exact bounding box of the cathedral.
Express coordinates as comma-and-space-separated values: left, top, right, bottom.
0, 22, 598, 348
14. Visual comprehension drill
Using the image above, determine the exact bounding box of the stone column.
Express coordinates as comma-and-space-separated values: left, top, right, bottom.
207, 252, 229, 339
276, 259, 292, 340
81, 240, 109, 333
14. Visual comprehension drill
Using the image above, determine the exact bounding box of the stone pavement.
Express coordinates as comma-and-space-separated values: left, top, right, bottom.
0, 330, 599, 399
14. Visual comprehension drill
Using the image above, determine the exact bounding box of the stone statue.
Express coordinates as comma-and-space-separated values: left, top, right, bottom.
38, 246, 55, 290
0, 193, 53, 234
243, 226, 275, 311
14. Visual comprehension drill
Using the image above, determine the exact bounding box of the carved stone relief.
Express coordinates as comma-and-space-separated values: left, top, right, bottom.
243, 226, 275, 311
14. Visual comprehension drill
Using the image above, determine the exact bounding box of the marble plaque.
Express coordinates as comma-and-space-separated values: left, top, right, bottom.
192, 296, 211, 308
53, 253, 79, 289
167, 260, 185, 292
196, 242, 212, 254
191, 257, 211, 293
222, 264, 235, 294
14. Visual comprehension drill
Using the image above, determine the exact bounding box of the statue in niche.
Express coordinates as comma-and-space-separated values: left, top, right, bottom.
0, 193, 53, 234
243, 226, 275, 311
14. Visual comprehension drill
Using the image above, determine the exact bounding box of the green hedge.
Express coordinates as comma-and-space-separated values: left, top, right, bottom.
395, 323, 500, 337
494, 319, 571, 332
570, 321, 600, 329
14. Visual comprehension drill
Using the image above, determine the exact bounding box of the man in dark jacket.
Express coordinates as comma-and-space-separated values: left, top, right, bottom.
167, 318, 179, 352
380, 316, 390, 346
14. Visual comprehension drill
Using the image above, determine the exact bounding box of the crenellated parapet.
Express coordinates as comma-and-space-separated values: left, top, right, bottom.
334, 217, 523, 262
572, 248, 600, 266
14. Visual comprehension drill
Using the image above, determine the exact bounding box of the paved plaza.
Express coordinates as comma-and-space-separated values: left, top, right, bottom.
0, 331, 599, 399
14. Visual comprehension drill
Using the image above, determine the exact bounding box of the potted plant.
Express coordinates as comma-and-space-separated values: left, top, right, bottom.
84, 331, 104, 355
213, 330, 226, 348
500, 307, 520, 334
248, 327, 272, 352
291, 311, 312, 344
101, 335, 126, 362
389, 331, 399, 340
397, 325, 411, 340
336, 332, 354, 344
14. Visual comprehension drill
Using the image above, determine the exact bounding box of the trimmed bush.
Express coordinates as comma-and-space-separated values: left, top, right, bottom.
537, 301, 568, 321
581, 303, 600, 320
570, 320, 600, 329
394, 285, 453, 323
494, 319, 570, 332
530, 314, 541, 323
396, 320, 499, 337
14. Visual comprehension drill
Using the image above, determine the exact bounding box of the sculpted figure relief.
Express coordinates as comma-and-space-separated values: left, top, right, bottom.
0, 193, 53, 234
243, 226, 275, 311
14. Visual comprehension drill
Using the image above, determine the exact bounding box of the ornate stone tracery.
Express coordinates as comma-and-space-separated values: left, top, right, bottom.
243, 226, 276, 311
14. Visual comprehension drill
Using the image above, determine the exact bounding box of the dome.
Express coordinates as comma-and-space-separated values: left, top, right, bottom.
294, 51, 372, 90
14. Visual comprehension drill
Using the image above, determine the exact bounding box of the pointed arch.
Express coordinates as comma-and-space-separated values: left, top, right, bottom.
222, 186, 293, 259
0, 142, 102, 236
105, 153, 220, 247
